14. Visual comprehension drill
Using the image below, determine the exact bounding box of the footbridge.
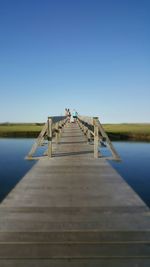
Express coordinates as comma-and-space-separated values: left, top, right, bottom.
0, 115, 149, 266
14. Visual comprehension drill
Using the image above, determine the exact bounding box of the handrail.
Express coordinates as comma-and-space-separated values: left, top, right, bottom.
27, 116, 67, 158
48, 116, 67, 123
77, 115, 121, 161
77, 115, 94, 126
95, 118, 121, 161
27, 113, 120, 161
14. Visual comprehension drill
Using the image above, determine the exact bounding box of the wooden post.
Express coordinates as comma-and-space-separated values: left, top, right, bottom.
81, 123, 84, 132
47, 118, 52, 157
83, 125, 85, 133
55, 122, 59, 144
28, 123, 47, 158
39, 137, 45, 146
83, 125, 87, 135
93, 118, 99, 158
61, 120, 65, 132
87, 130, 91, 144
58, 122, 62, 140
77, 119, 82, 129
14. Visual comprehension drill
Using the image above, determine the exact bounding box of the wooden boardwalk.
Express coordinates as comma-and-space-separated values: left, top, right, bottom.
0, 122, 150, 266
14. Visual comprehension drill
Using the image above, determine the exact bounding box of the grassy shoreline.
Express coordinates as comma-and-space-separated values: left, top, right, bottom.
103, 123, 150, 141
0, 123, 150, 141
0, 123, 44, 138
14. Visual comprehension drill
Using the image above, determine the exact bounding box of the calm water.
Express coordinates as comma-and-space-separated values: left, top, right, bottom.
110, 142, 150, 208
0, 139, 35, 202
0, 138, 150, 207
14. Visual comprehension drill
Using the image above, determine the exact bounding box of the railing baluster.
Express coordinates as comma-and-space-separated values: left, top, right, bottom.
93, 118, 99, 158
47, 118, 52, 157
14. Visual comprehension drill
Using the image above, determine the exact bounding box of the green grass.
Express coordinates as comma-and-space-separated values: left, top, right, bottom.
0, 123, 150, 140
103, 123, 150, 141
0, 123, 43, 137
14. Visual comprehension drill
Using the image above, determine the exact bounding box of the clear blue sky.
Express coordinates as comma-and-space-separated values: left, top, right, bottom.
0, 0, 150, 123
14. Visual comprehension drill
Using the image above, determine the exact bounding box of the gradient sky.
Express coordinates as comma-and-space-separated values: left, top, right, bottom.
0, 0, 150, 123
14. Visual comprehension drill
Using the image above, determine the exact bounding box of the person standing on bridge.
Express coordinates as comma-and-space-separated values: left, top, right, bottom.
67, 108, 71, 123
64, 108, 71, 122
72, 109, 78, 122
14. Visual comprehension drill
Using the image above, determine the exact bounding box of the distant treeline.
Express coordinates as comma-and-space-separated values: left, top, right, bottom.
0, 123, 150, 141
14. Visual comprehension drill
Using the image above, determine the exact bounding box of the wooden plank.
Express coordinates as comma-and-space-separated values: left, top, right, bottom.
0, 259, 150, 267
0, 243, 150, 258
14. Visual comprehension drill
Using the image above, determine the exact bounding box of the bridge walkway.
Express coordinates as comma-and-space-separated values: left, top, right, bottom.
0, 122, 150, 266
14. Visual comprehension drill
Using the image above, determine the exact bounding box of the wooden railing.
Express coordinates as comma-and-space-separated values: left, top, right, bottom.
27, 116, 67, 158
27, 114, 120, 161
77, 115, 121, 161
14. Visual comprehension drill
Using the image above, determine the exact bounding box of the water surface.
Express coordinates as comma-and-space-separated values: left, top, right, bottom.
110, 142, 150, 207
0, 138, 35, 201
0, 139, 150, 207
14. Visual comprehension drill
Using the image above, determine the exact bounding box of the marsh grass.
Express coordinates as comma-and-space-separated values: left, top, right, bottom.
103, 123, 150, 141
0, 123, 43, 137
0, 123, 150, 140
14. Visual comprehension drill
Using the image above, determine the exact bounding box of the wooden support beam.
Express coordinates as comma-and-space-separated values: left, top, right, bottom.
39, 137, 45, 146
77, 115, 120, 160
55, 122, 59, 144
96, 118, 121, 161
47, 118, 52, 157
27, 116, 68, 159
87, 129, 92, 143
58, 122, 62, 140
27, 114, 120, 161
83, 125, 87, 135
77, 119, 81, 127
77, 115, 93, 126
28, 123, 47, 158
93, 118, 99, 158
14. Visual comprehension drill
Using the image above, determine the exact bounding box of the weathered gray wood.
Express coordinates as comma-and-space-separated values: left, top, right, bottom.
47, 118, 52, 157
94, 119, 99, 158
27, 122, 48, 157
58, 122, 62, 140
49, 116, 67, 123
78, 115, 94, 126
0, 230, 150, 242
27, 117, 67, 158
55, 122, 59, 144
95, 119, 121, 161
83, 125, 88, 136
87, 129, 92, 143
0, 242, 150, 258
0, 259, 150, 267
0, 122, 149, 266
77, 116, 120, 161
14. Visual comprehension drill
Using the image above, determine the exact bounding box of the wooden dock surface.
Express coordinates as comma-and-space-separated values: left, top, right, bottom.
0, 122, 150, 266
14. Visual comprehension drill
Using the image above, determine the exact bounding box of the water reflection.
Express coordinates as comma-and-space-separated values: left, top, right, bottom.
0, 139, 150, 207
110, 142, 150, 208
0, 138, 35, 202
